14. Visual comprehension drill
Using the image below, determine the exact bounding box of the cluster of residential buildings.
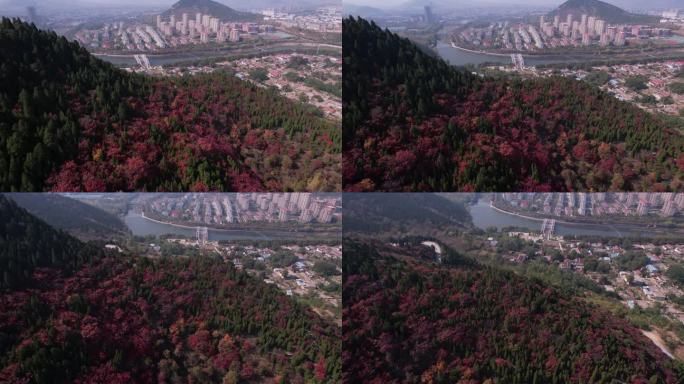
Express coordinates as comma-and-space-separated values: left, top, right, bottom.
425, 231, 684, 323
155, 12, 274, 46
498, 192, 684, 218
223, 53, 341, 119
227, 243, 342, 319
539, 13, 672, 48
660, 9, 684, 23
496, 60, 683, 117
457, 13, 674, 52
73, 12, 277, 52
123, 52, 341, 120
499, 231, 684, 325
262, 6, 341, 33
145, 193, 340, 225
615, 242, 684, 321
154, 238, 341, 320
588, 61, 684, 116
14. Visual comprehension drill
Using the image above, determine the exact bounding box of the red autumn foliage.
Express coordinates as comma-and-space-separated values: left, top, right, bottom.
343, 240, 682, 383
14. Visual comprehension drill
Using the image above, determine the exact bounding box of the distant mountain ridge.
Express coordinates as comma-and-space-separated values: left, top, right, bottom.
5, 193, 129, 240
548, 0, 659, 24
162, 0, 262, 21
219, 0, 337, 11
343, 193, 472, 232
0, 195, 103, 290
342, 4, 388, 18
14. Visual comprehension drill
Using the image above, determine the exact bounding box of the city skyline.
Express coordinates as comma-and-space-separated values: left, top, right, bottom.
139, 192, 341, 224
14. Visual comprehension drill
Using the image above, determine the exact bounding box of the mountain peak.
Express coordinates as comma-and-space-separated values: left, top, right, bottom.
163, 0, 261, 21
549, 0, 658, 24
171, 0, 222, 9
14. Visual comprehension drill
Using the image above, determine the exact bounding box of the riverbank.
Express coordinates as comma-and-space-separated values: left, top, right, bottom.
136, 211, 339, 234
437, 41, 577, 66
468, 199, 684, 238
138, 211, 201, 230
488, 201, 546, 223
489, 201, 679, 231
487, 200, 603, 227
124, 212, 341, 240
438, 40, 684, 67
448, 39, 684, 59
449, 41, 513, 57
92, 42, 342, 60
95, 41, 342, 66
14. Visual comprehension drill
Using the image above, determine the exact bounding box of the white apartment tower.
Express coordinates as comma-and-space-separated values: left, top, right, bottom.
230, 29, 240, 42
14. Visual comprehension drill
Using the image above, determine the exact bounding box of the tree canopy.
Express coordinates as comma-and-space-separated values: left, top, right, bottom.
0, 18, 340, 192
343, 239, 684, 383
0, 195, 340, 383
342, 17, 684, 192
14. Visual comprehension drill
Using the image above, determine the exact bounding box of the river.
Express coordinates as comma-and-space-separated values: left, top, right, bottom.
123, 211, 337, 241
435, 41, 680, 67
96, 38, 336, 67
435, 41, 600, 66
98, 51, 228, 67
468, 199, 670, 238
98, 48, 285, 67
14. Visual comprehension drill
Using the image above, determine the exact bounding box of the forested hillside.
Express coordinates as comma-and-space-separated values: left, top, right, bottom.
343, 240, 684, 383
6, 193, 129, 239
0, 195, 104, 290
342, 17, 684, 192
0, 196, 341, 383
0, 18, 340, 192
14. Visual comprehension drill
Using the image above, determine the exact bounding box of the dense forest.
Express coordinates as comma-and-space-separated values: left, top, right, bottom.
0, 195, 104, 290
0, 196, 341, 382
342, 17, 684, 192
343, 239, 684, 383
0, 18, 340, 192
6, 193, 129, 239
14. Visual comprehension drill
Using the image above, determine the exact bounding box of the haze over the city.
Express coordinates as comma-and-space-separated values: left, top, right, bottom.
343, 0, 683, 10
0, 0, 339, 14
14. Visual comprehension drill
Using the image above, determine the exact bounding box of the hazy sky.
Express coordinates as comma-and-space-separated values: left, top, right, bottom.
343, 0, 562, 7
1, 0, 338, 13
1, 0, 674, 13
342, 0, 680, 9
0, 0, 336, 6
0, 0, 172, 6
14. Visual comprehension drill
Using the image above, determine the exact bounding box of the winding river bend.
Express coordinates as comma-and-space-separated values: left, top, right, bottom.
469, 199, 675, 238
